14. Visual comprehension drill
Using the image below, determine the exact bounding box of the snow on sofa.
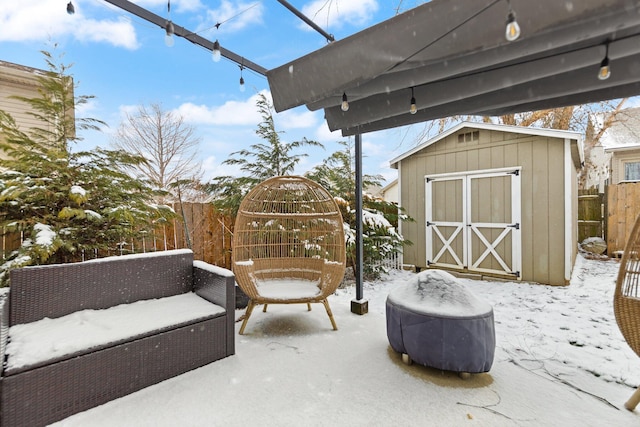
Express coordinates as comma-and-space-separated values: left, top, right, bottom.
0, 249, 235, 427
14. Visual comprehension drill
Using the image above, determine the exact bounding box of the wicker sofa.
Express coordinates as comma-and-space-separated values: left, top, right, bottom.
0, 249, 235, 427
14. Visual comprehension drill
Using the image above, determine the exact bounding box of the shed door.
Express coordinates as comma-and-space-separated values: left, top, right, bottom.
426, 168, 521, 278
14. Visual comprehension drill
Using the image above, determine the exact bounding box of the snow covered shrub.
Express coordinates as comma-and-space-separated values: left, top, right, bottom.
0, 50, 174, 285
307, 141, 412, 280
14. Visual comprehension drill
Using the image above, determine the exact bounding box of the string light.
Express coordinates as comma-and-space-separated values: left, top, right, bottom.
239, 65, 245, 92
598, 43, 611, 80
341, 92, 349, 112
212, 40, 221, 62
410, 87, 417, 115
164, 0, 174, 47
505, 1, 521, 42
66, 1, 75, 15
165, 21, 175, 47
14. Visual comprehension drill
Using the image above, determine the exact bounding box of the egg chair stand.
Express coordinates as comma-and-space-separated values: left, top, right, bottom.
614, 213, 640, 410
232, 176, 346, 335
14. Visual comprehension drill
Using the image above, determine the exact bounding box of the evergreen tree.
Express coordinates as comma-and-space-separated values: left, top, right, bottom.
208, 93, 323, 214
0, 50, 174, 284
306, 140, 412, 279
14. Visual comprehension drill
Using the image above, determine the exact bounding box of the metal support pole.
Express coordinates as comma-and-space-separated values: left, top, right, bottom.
351, 133, 368, 315
275, 0, 335, 43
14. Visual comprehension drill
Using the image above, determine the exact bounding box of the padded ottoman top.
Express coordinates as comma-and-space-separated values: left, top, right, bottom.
387, 269, 492, 318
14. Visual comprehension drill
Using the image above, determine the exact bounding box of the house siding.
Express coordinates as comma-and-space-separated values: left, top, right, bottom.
0, 61, 73, 157
399, 128, 570, 286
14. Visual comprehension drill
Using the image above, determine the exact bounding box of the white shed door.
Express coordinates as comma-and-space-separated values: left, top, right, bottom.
426, 167, 521, 278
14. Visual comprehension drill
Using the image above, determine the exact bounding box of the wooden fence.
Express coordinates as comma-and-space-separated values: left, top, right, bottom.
1, 203, 234, 270
578, 188, 604, 242
607, 183, 640, 256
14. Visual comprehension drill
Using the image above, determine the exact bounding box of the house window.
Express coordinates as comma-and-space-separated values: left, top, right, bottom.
624, 161, 640, 181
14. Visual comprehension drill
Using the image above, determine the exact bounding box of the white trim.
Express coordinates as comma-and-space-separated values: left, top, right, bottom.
564, 138, 573, 282
604, 144, 640, 153
390, 121, 583, 168
426, 166, 521, 181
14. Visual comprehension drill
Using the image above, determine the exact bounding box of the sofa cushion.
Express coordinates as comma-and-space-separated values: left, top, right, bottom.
9, 249, 195, 325
4, 292, 224, 375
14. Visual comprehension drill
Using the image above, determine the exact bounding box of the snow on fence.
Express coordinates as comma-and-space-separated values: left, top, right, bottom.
1, 203, 234, 270
374, 249, 403, 271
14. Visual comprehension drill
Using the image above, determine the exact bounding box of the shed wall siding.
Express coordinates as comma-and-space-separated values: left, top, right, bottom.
399, 128, 568, 285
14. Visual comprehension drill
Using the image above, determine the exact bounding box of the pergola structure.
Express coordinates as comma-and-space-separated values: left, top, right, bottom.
265, 0, 640, 311
267, 0, 640, 136
98, 0, 640, 313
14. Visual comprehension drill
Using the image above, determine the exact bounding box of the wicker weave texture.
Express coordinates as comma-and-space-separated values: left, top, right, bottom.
233, 176, 346, 300
2, 317, 227, 427
9, 250, 193, 325
232, 176, 346, 332
615, 214, 640, 358
1, 250, 235, 427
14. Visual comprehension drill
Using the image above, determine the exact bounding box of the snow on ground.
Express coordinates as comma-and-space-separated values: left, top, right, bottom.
48, 254, 640, 426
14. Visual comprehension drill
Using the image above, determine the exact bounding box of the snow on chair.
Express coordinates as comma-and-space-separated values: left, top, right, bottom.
233, 175, 346, 335
615, 213, 640, 410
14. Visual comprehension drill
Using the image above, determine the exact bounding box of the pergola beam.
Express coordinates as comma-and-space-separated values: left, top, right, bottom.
102, 0, 267, 76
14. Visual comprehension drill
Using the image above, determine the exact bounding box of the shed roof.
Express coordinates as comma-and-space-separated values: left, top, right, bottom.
389, 121, 584, 169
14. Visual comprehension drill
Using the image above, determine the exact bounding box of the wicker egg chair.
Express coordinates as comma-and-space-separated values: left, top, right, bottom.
614, 213, 640, 410
233, 175, 346, 335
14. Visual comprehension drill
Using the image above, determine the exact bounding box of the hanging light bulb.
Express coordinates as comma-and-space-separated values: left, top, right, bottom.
598, 44, 611, 80
410, 87, 417, 115
505, 0, 521, 42
66, 1, 75, 15
212, 40, 221, 62
341, 92, 349, 112
505, 12, 520, 41
165, 21, 175, 47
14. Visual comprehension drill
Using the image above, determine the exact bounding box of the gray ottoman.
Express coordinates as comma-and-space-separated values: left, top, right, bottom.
386, 269, 495, 374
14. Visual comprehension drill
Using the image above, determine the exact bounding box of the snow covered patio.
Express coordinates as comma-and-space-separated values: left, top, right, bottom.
46, 254, 639, 426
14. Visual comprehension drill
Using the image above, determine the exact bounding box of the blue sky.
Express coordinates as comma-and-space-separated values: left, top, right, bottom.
1, 0, 429, 185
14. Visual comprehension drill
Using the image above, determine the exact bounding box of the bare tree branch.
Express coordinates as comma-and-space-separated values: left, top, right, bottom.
111, 103, 204, 202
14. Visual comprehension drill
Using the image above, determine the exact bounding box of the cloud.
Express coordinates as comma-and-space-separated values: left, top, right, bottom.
201, 155, 219, 181
199, 1, 264, 35
75, 98, 99, 116
314, 121, 343, 142
175, 94, 263, 126
74, 18, 139, 50
0, 0, 139, 49
362, 139, 386, 157
174, 90, 318, 131
118, 104, 141, 117
277, 109, 319, 130
300, 0, 378, 31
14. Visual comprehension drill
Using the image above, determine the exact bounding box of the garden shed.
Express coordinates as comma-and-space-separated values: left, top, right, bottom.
389, 122, 584, 286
